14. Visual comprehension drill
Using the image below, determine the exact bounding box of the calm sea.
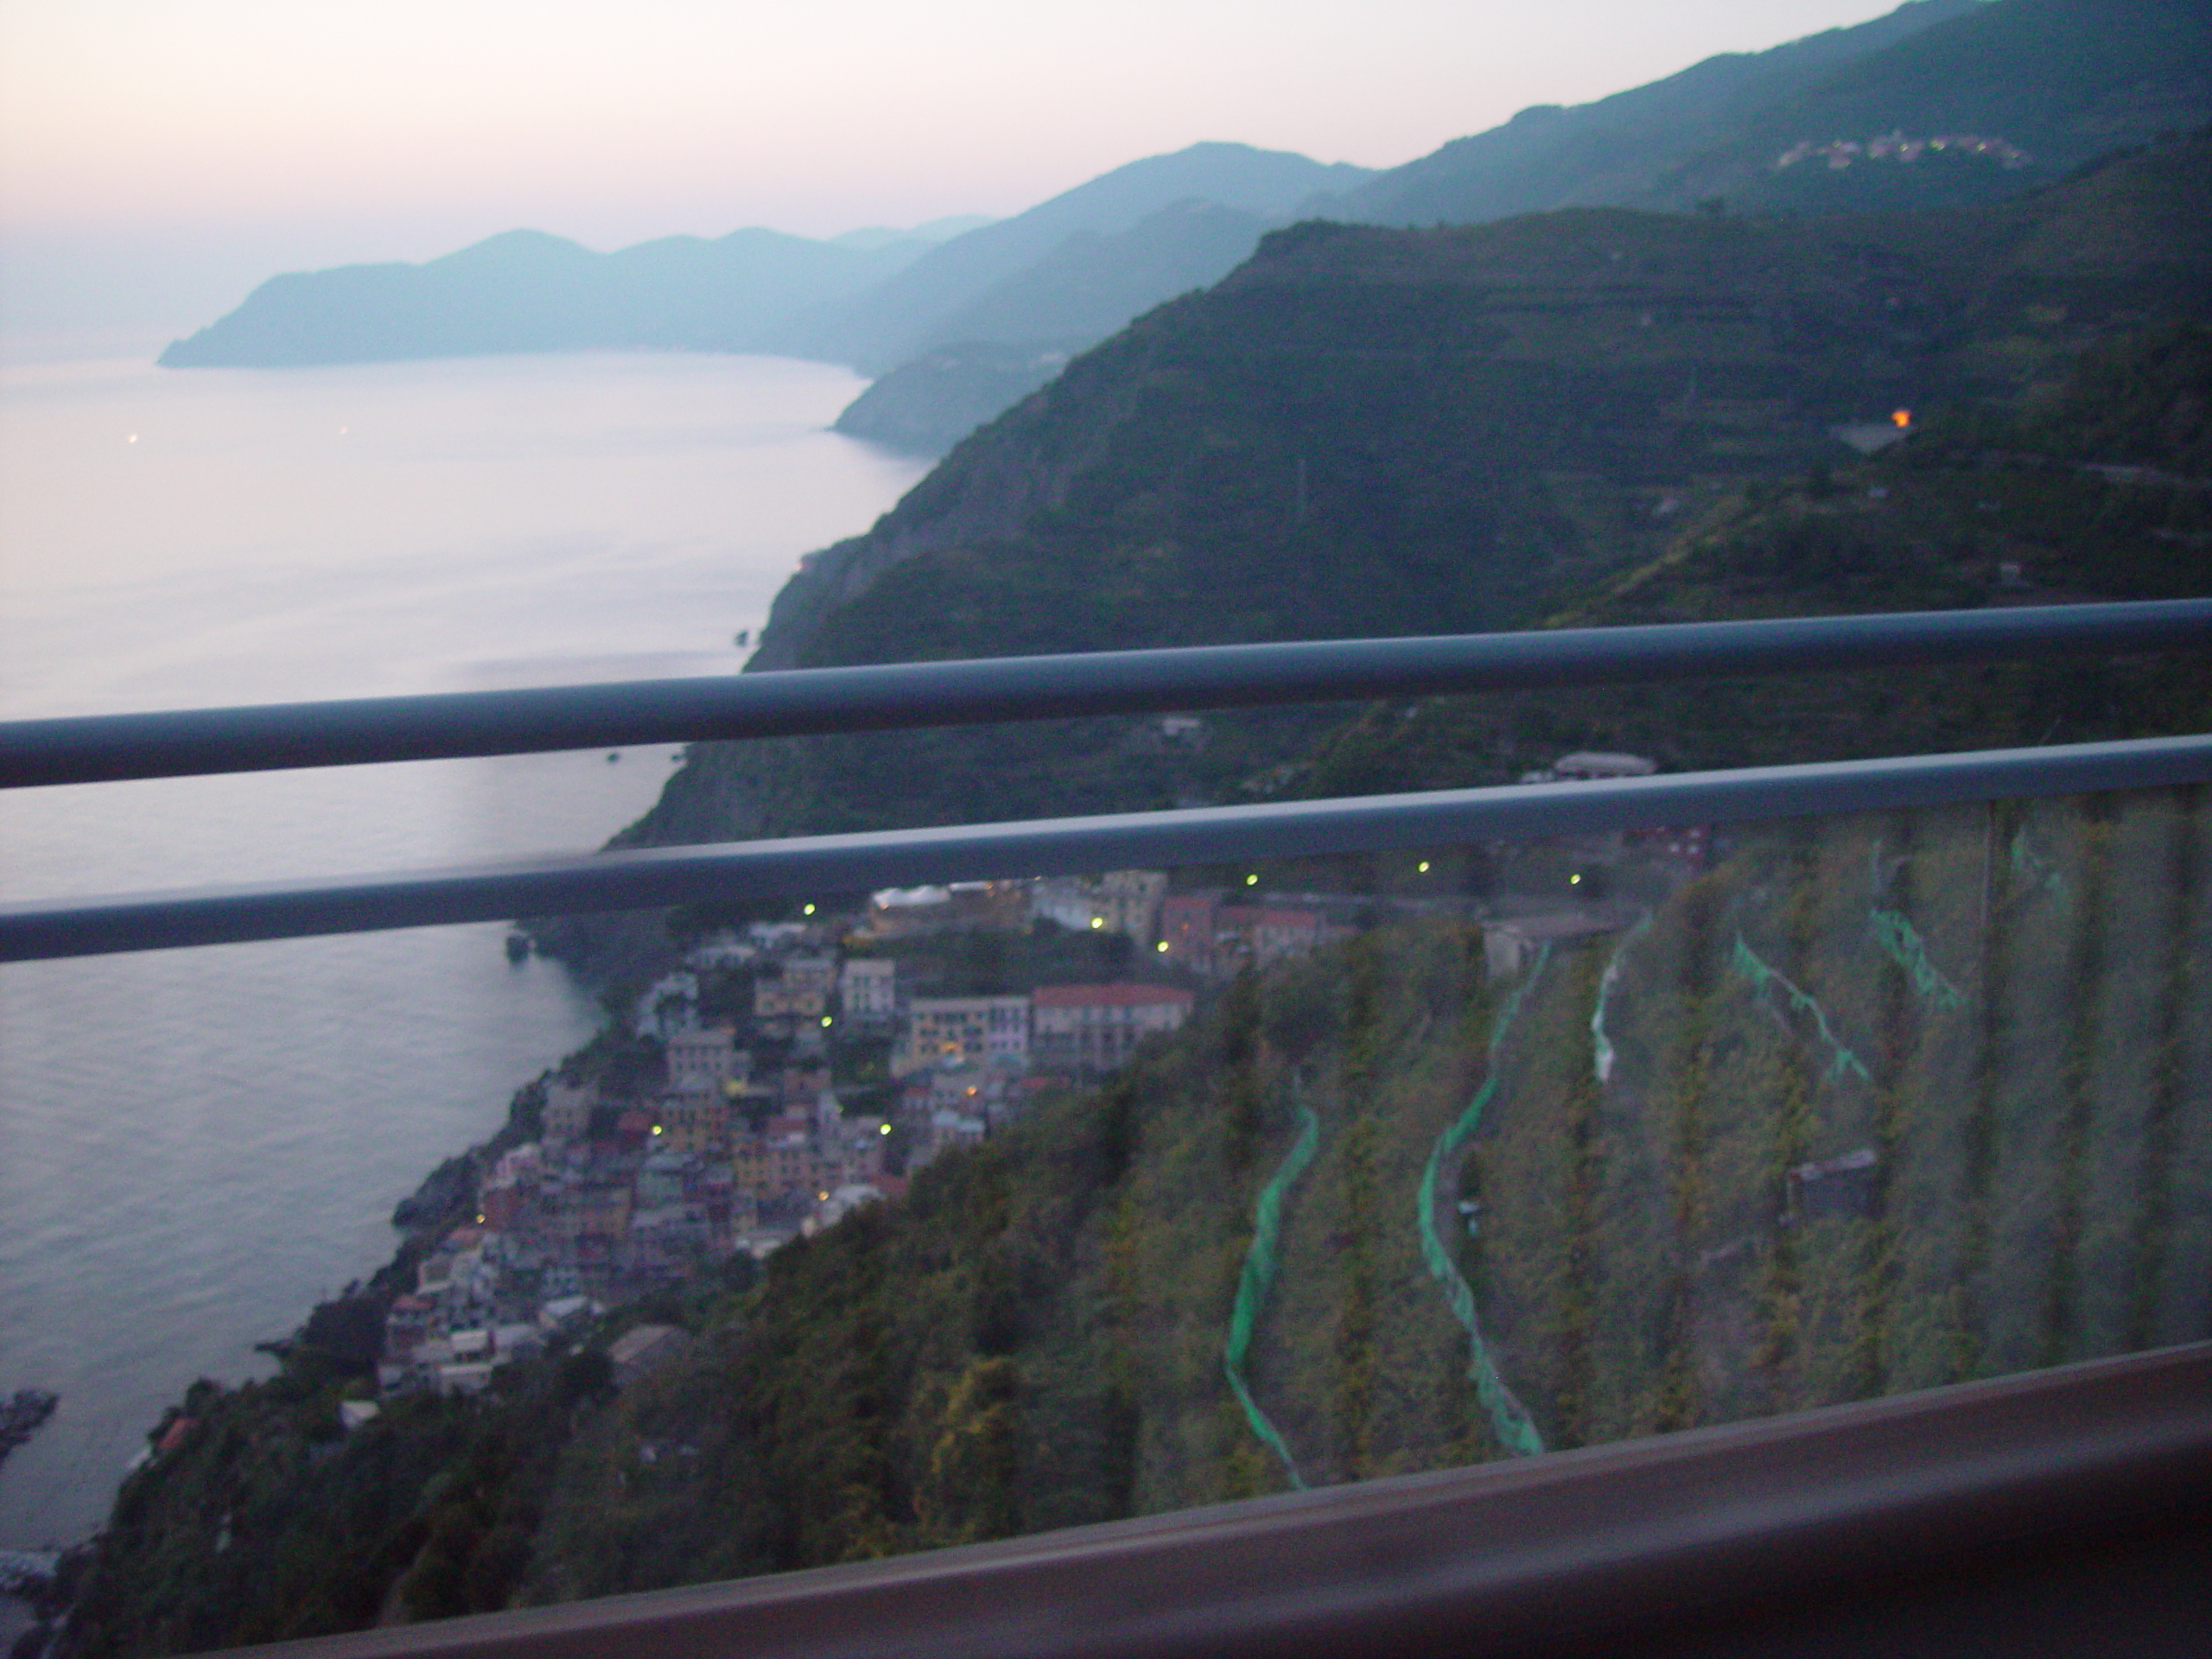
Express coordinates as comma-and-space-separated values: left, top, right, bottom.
0, 346, 927, 1554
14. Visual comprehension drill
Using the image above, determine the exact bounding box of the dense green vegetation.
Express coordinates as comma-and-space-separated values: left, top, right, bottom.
751, 132, 2212, 671
498, 136, 2212, 1625
68, 791, 2212, 1651
62, 1359, 590, 1647
53, 1268, 767, 1656
1292, 362, 2212, 804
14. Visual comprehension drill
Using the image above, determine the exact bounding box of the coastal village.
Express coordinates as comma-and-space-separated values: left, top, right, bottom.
379, 871, 1287, 1395
375, 750, 1705, 1398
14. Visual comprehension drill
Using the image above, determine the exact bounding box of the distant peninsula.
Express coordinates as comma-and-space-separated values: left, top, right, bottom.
155, 223, 963, 369
156, 143, 1374, 379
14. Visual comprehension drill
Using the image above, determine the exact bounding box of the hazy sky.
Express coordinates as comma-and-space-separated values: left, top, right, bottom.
1, 0, 1916, 335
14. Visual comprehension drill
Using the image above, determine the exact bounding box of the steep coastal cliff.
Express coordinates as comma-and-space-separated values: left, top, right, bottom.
597, 135, 2212, 882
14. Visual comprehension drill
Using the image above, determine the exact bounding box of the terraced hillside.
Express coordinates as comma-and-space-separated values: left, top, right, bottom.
529, 798, 2212, 1593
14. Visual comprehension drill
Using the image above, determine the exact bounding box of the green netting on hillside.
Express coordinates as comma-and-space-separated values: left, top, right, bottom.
1418, 948, 1551, 1459
1223, 1082, 1321, 1486
1731, 932, 1872, 1084
1867, 906, 1966, 1009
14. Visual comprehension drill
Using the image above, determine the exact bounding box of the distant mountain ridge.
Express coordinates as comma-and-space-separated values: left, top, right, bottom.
830, 215, 996, 251
1319, 0, 1982, 226
1328, 0, 2210, 226
156, 144, 1370, 374
156, 224, 949, 368
743, 133, 2212, 682
831, 200, 1275, 452
158, 0, 2209, 460
786, 143, 1373, 375
851, 0, 2212, 454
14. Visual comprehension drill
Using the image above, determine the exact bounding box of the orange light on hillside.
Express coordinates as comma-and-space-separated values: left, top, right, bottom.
1891, 408, 1912, 429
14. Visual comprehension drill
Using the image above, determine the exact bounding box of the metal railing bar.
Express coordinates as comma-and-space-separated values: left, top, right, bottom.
203, 1342, 2212, 1659
7, 733, 2209, 962
6, 599, 2209, 789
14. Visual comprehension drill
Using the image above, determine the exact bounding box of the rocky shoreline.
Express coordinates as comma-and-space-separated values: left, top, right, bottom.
0, 1395, 55, 1475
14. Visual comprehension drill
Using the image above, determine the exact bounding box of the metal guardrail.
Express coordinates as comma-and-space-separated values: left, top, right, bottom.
4, 600, 2209, 788
7, 734, 2212, 961
3, 598, 2209, 961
